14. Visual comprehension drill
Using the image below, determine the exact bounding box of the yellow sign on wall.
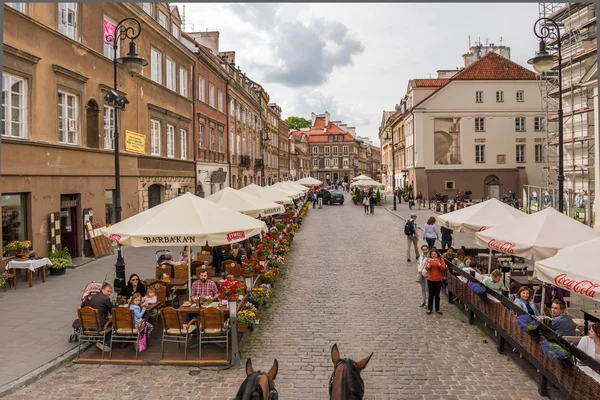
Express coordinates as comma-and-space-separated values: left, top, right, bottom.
125, 130, 145, 154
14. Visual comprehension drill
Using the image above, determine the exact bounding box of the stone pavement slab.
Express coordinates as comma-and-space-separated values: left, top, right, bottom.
4, 193, 554, 399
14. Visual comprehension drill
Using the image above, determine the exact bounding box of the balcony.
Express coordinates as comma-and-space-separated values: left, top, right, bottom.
254, 158, 264, 168
239, 155, 252, 166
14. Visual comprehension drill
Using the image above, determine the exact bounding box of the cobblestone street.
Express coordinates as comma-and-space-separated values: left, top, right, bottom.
5, 194, 548, 400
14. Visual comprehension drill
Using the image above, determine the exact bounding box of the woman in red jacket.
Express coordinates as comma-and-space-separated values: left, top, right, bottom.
425, 249, 447, 315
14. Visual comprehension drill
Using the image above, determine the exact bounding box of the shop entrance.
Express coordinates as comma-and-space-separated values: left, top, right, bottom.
60, 194, 81, 258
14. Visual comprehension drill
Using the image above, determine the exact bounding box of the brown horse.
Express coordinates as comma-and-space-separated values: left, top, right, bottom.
234, 358, 278, 400
329, 344, 373, 400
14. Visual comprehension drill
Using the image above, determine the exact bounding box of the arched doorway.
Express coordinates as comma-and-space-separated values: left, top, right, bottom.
484, 175, 502, 200
243, 175, 248, 187
148, 184, 163, 209
231, 175, 236, 189
86, 99, 100, 149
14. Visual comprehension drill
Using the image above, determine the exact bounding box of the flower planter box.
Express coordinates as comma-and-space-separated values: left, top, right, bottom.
237, 323, 250, 333
257, 255, 267, 261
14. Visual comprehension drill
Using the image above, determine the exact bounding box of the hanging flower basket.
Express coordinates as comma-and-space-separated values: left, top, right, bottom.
515, 314, 541, 338
541, 339, 573, 366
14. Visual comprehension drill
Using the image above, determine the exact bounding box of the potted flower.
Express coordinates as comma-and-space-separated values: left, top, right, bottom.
198, 296, 213, 307
468, 282, 488, 301
47, 247, 71, 275
219, 278, 247, 300
237, 302, 258, 332
263, 267, 282, 284
540, 339, 572, 366
256, 244, 272, 261
515, 314, 541, 338
240, 259, 265, 276
4, 240, 31, 258
249, 283, 273, 306
275, 222, 285, 230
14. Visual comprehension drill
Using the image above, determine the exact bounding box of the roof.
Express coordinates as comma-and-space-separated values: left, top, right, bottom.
412, 79, 449, 87
451, 51, 537, 80
312, 117, 326, 129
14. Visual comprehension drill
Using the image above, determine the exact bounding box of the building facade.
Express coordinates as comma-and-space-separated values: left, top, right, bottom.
291, 131, 311, 179
2, 2, 195, 257
278, 119, 290, 181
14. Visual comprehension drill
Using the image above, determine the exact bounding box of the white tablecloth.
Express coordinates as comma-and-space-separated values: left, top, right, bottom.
7, 258, 52, 272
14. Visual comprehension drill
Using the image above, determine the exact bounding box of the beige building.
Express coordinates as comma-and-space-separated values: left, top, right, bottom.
290, 131, 311, 179
2, 2, 195, 257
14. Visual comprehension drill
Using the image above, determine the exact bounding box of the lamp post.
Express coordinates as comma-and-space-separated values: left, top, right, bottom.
261, 126, 271, 186
384, 128, 397, 210
528, 17, 564, 213
104, 17, 148, 293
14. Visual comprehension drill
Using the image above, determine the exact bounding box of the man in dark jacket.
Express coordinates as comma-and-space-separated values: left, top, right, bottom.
87, 283, 113, 351
212, 245, 224, 274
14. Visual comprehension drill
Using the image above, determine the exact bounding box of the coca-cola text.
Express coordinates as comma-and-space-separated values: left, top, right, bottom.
487, 239, 516, 254
554, 273, 599, 299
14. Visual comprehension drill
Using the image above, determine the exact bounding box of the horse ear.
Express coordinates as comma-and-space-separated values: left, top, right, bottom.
246, 358, 254, 376
355, 353, 373, 371
267, 359, 278, 381
331, 343, 340, 364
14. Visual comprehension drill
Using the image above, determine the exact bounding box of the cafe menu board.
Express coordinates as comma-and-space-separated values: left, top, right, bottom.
125, 130, 146, 154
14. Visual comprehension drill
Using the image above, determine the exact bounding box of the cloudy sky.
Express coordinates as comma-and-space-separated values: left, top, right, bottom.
177, 2, 541, 145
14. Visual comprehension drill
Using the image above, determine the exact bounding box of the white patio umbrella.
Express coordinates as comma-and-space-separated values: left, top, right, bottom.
279, 180, 309, 193
350, 179, 385, 189
475, 207, 600, 261
535, 237, 600, 303
296, 177, 323, 186
352, 174, 372, 181
436, 198, 526, 234
240, 184, 294, 205
205, 187, 285, 218
272, 182, 303, 197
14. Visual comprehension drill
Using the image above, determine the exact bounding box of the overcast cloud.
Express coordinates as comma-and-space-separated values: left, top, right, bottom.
178, 3, 540, 144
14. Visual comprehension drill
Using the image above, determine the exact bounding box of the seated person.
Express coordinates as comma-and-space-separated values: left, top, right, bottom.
513, 286, 540, 316
191, 270, 219, 302
452, 249, 466, 268
550, 299, 576, 336
142, 286, 158, 320
179, 246, 195, 263
481, 269, 505, 292
122, 273, 146, 299
508, 281, 521, 302
160, 253, 176, 268
443, 247, 456, 264
87, 282, 113, 352
577, 323, 600, 362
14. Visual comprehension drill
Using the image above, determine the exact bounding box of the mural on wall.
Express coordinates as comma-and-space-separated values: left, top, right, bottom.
433, 117, 462, 165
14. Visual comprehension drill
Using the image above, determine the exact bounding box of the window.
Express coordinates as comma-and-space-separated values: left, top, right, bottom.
534, 117, 543, 132
2, 194, 28, 248
103, 106, 114, 150
333, 158, 338, 166
516, 90, 524, 102
198, 76, 205, 102
535, 144, 543, 163
343, 145, 349, 153
166, 125, 175, 158
475, 91, 483, 103
230, 99, 235, 116
180, 129, 187, 159
236, 104, 241, 120
57, 91, 78, 144
313, 159, 318, 166
150, 48, 162, 84
158, 11, 167, 29
343, 158, 349, 167
236, 135, 240, 154
2, 73, 27, 139
496, 90, 504, 102
328, 135, 333, 142
325, 158, 330, 167
209, 84, 215, 108
475, 117, 485, 132
166, 58, 176, 91
198, 124, 205, 149
6, 3, 25, 13
142, 2, 152, 15
339, 134, 344, 141
172, 23, 180, 39
324, 146, 330, 153
209, 127, 215, 151
58, 3, 77, 40
150, 119, 160, 155
332, 146, 338, 153
218, 129, 224, 152
475, 144, 485, 163
445, 181, 455, 190
217, 90, 223, 112
179, 68, 188, 97
516, 144, 526, 163
102, 16, 119, 59
312, 146, 318, 154
515, 117, 526, 132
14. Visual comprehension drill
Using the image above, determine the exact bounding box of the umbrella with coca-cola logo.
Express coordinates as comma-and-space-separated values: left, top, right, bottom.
535, 237, 600, 302
474, 207, 600, 261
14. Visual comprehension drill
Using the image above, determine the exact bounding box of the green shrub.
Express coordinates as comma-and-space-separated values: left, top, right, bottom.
48, 247, 72, 269
376, 189, 381, 203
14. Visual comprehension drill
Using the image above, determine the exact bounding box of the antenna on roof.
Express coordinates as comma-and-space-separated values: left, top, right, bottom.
499, 36, 503, 46
468, 35, 471, 49
182, 4, 186, 31
427, 73, 431, 78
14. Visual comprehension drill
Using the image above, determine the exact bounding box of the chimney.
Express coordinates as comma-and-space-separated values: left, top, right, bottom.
324, 111, 330, 125
311, 112, 317, 127
187, 31, 220, 55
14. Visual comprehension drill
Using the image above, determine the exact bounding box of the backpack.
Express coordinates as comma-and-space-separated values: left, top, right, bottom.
404, 220, 415, 236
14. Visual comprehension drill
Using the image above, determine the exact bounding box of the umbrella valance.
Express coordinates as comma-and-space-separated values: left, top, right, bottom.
205, 187, 285, 218
240, 184, 294, 204
352, 174, 371, 181
350, 179, 385, 189
436, 198, 526, 234
296, 177, 322, 186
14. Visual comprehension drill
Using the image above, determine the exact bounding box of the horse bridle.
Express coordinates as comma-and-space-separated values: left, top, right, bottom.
251, 371, 278, 400
329, 358, 364, 399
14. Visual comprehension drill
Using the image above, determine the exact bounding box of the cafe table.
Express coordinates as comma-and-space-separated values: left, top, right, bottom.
509, 275, 544, 286
7, 258, 53, 287
145, 278, 188, 290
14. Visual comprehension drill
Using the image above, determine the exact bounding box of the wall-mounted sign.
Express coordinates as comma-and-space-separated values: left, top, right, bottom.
211, 168, 227, 184
125, 130, 146, 154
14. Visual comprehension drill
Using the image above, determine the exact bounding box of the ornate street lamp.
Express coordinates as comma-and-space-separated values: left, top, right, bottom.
104, 17, 148, 294
261, 126, 271, 186
528, 17, 564, 213
384, 128, 397, 211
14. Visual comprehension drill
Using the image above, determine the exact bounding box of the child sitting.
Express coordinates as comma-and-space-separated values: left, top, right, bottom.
130, 293, 153, 335
142, 286, 158, 320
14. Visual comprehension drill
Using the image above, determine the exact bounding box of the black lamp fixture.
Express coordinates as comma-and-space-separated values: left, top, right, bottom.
104, 17, 148, 294
528, 17, 564, 213
384, 128, 397, 211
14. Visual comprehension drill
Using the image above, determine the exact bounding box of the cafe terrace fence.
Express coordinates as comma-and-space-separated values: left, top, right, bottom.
446, 265, 600, 399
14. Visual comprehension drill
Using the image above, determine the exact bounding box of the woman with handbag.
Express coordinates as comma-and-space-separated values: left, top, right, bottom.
425, 249, 447, 315
416, 245, 429, 307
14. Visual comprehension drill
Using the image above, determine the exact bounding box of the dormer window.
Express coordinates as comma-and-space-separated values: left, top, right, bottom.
172, 23, 180, 39
328, 135, 333, 142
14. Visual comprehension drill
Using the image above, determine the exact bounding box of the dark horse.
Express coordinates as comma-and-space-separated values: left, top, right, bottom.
329, 344, 373, 400
235, 358, 278, 400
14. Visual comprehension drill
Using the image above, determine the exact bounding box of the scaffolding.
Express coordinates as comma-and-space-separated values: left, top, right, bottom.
536, 2, 597, 225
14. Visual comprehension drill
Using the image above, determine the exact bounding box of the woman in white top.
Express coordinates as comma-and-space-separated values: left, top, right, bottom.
577, 323, 600, 362
422, 216, 438, 250
416, 245, 429, 307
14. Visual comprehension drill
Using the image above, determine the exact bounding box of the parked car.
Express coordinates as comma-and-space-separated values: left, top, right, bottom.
323, 190, 344, 205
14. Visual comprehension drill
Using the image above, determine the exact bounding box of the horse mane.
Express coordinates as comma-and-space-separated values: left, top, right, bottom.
345, 359, 364, 400
234, 372, 262, 400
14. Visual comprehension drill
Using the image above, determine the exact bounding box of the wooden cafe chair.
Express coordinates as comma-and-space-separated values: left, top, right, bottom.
194, 264, 214, 280
156, 263, 174, 279
77, 306, 112, 359
110, 307, 145, 360
196, 251, 211, 264
222, 260, 240, 278
199, 307, 229, 361
159, 307, 198, 360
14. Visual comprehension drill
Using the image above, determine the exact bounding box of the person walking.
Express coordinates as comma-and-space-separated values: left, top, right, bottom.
417, 245, 429, 307
440, 226, 454, 250
312, 191, 317, 209
362, 195, 369, 214
405, 213, 419, 262
425, 249, 447, 315
407, 192, 415, 210
369, 191, 376, 215
416, 191, 424, 210
423, 216, 438, 250
317, 190, 324, 209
